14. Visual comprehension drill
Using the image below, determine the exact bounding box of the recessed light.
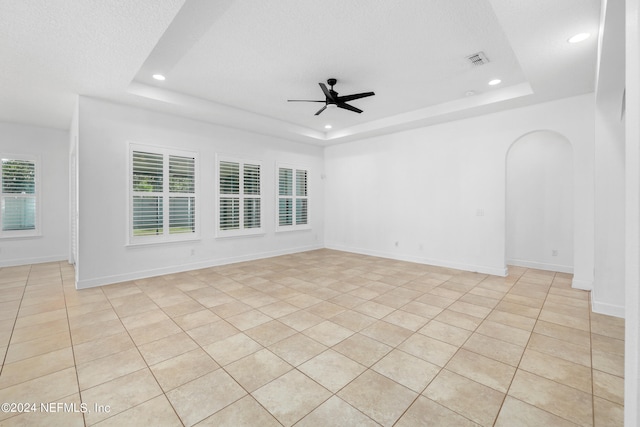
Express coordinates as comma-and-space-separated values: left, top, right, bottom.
324, 124, 332, 129
152, 74, 166, 81
465, 90, 475, 97
568, 33, 590, 43
488, 79, 502, 86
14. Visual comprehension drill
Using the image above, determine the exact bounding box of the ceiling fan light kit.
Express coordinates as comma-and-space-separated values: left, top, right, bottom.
288, 78, 375, 116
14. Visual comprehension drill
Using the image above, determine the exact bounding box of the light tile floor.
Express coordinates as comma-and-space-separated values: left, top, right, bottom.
0, 249, 625, 426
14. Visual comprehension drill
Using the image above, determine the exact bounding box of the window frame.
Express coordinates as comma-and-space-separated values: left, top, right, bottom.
128, 143, 199, 246
275, 163, 310, 232
215, 154, 264, 238
0, 154, 40, 239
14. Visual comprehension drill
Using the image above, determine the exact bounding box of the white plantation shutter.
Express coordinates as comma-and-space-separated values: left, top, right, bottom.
132, 151, 163, 236
296, 198, 308, 225
279, 168, 292, 197
278, 167, 293, 226
219, 161, 240, 230
216, 156, 262, 236
244, 164, 261, 229
244, 164, 260, 195
169, 155, 195, 234
277, 164, 309, 231
220, 198, 240, 230
1, 158, 37, 234
130, 146, 198, 243
296, 169, 307, 197
219, 161, 240, 195
295, 169, 308, 225
279, 198, 292, 226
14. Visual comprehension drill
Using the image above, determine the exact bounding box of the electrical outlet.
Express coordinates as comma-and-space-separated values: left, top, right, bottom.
190, 248, 195, 256
394, 241, 399, 247
552, 249, 558, 257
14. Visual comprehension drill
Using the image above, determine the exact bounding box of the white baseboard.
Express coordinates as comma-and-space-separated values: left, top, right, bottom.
326, 243, 508, 277
571, 277, 593, 291
0, 254, 67, 268
592, 299, 625, 318
76, 244, 323, 289
506, 258, 574, 274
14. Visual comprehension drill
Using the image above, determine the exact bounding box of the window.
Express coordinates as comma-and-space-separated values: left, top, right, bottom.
130, 145, 198, 244
276, 164, 309, 231
216, 156, 263, 237
1, 156, 38, 237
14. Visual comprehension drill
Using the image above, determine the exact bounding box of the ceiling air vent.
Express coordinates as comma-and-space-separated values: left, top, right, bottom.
466, 51, 490, 67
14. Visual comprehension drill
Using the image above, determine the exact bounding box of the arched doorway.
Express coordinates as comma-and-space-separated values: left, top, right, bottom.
506, 130, 573, 273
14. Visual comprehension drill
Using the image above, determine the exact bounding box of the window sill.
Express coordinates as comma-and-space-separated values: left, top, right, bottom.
215, 229, 266, 239
126, 235, 201, 248
0, 232, 42, 240
275, 225, 312, 233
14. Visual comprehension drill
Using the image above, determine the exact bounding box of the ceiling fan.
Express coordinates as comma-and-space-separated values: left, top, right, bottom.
288, 78, 375, 116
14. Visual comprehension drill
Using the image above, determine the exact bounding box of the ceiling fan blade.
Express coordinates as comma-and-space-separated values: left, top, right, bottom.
287, 99, 325, 102
337, 103, 363, 114
314, 105, 327, 116
319, 83, 336, 102
336, 91, 375, 103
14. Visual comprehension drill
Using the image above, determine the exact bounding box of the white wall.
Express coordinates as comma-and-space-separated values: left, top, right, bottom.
76, 97, 324, 288
0, 122, 69, 266
325, 94, 594, 284
593, 0, 626, 318
69, 98, 79, 271
625, 0, 640, 423
506, 131, 573, 273
594, 107, 625, 316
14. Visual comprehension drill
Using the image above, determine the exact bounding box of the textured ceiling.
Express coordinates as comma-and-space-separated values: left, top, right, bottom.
0, 0, 601, 145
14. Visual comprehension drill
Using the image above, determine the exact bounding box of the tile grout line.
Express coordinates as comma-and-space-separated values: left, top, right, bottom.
494, 270, 555, 426
59, 261, 89, 427
0, 264, 31, 425
0, 265, 30, 378
499, 271, 593, 427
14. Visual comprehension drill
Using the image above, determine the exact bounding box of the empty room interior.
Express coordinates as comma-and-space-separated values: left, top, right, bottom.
0, 0, 638, 426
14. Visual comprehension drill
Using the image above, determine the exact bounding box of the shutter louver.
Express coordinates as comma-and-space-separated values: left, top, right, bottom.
278, 167, 293, 227
169, 197, 195, 234
132, 151, 164, 236
244, 164, 260, 195
169, 155, 195, 234
279, 198, 293, 226
132, 152, 163, 192
220, 198, 240, 230
1, 159, 36, 231
279, 168, 292, 196
244, 163, 261, 229
296, 198, 308, 225
244, 198, 261, 229
296, 169, 307, 197
169, 155, 195, 193
220, 161, 240, 194
132, 196, 163, 235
